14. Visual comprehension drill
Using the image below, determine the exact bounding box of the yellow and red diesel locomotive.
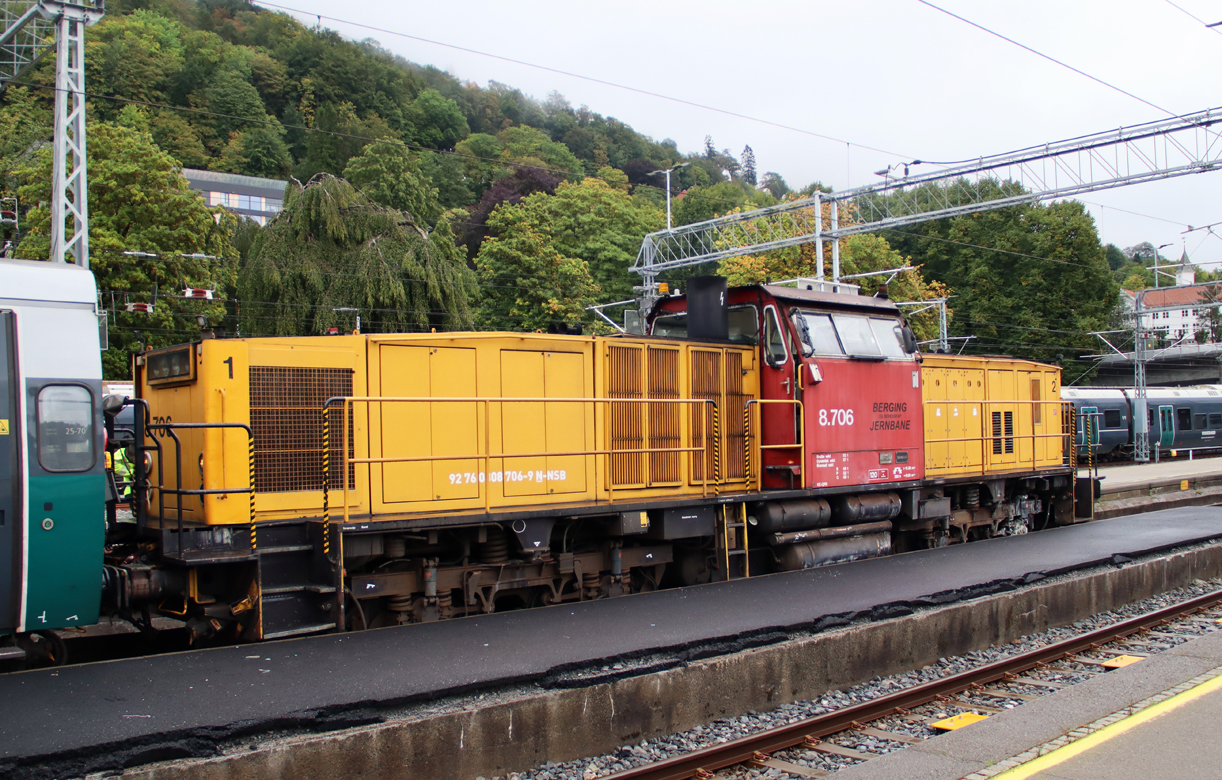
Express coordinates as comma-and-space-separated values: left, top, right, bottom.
97, 278, 1080, 644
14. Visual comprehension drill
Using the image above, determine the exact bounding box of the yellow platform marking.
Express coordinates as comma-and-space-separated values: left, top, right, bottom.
1181, 479, 1190, 491
1101, 654, 1144, 669
930, 712, 989, 731
993, 671, 1222, 779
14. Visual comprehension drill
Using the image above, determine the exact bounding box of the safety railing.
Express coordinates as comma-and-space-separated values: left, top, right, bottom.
145, 421, 257, 546
320, 396, 722, 524
923, 399, 1073, 474
744, 398, 806, 491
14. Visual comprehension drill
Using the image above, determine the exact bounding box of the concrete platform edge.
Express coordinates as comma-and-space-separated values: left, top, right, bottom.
91, 544, 1222, 780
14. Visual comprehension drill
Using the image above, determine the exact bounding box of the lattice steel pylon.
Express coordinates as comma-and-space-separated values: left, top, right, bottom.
1, 1, 103, 267
632, 106, 1222, 311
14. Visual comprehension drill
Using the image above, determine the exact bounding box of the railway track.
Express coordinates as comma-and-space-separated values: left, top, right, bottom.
600, 587, 1222, 780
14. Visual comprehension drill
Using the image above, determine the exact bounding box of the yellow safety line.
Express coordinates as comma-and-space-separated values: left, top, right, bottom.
992, 671, 1222, 779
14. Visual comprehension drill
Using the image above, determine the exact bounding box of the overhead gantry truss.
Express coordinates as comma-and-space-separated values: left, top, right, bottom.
1, 1, 103, 268
633, 106, 1222, 289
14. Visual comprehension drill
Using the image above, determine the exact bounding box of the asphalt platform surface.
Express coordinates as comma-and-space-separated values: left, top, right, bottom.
6, 506, 1222, 776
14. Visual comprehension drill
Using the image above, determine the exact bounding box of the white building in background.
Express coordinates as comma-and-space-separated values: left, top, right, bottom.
1120, 251, 1218, 344
180, 168, 288, 226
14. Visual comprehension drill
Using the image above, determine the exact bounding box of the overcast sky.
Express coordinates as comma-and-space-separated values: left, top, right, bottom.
261, 0, 1222, 270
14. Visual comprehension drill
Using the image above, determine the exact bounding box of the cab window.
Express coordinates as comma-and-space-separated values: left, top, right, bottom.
831, 314, 882, 356
804, 313, 843, 355
763, 307, 787, 365
37, 385, 95, 472
869, 318, 907, 358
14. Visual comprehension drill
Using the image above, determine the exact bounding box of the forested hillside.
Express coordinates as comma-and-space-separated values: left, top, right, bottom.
0, 0, 1123, 383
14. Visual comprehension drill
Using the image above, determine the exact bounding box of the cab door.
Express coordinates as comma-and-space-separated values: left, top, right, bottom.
1158, 405, 1175, 448
0, 312, 19, 633
758, 305, 799, 487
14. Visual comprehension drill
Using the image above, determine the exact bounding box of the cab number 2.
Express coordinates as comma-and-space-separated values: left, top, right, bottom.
819, 408, 854, 426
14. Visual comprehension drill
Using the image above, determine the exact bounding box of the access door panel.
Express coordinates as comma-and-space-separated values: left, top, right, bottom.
379, 346, 479, 503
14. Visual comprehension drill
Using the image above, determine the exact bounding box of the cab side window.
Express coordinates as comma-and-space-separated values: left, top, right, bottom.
763, 307, 788, 366
37, 385, 95, 471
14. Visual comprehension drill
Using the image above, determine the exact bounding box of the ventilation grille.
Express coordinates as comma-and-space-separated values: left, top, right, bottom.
250, 366, 354, 493
723, 351, 747, 480
992, 410, 1015, 455
690, 350, 722, 482
608, 345, 645, 487
647, 346, 681, 484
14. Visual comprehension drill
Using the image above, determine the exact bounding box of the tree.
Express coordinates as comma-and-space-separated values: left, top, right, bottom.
886, 195, 1118, 383
459, 164, 562, 257
740, 145, 757, 186
14, 121, 236, 379
342, 139, 440, 225
673, 181, 773, 226
491, 178, 662, 305
202, 69, 269, 152
1199, 284, 1222, 343
407, 88, 470, 150
759, 172, 790, 200
213, 125, 293, 178
238, 174, 475, 336
475, 208, 599, 332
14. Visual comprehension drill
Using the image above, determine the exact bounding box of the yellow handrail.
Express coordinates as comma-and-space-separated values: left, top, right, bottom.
325, 396, 721, 524
745, 398, 806, 491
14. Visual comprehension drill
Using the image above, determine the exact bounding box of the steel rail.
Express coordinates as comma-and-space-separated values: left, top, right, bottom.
604, 587, 1222, 780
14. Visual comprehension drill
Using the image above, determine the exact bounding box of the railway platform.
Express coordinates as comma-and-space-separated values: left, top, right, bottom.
833, 612, 1222, 780
5, 508, 1222, 778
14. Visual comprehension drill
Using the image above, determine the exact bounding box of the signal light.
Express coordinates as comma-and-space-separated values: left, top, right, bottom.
657, 282, 670, 295
126, 302, 154, 314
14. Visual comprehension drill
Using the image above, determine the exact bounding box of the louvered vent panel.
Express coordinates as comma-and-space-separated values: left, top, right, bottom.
647, 346, 681, 484
723, 351, 747, 481
690, 350, 722, 482
608, 345, 645, 487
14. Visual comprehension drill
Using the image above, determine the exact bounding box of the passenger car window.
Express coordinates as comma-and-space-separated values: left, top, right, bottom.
1103, 409, 1122, 428
1195, 413, 1207, 431
1178, 408, 1192, 430
830, 314, 882, 356
1210, 413, 1222, 428
38, 385, 95, 471
869, 318, 907, 358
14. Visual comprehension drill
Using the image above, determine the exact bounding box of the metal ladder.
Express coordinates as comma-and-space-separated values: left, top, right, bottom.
718, 504, 750, 580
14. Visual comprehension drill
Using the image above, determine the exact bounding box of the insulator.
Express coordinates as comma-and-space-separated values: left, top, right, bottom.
479, 526, 510, 564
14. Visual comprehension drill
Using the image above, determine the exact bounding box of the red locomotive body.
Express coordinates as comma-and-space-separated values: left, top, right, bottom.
652, 283, 923, 494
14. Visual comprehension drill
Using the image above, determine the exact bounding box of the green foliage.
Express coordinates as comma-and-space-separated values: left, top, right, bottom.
476, 178, 662, 319
237, 174, 475, 336
342, 139, 440, 225
887, 198, 1118, 382
213, 125, 292, 177
475, 210, 599, 332
407, 89, 470, 150
497, 126, 583, 177
13, 121, 236, 379
673, 181, 773, 226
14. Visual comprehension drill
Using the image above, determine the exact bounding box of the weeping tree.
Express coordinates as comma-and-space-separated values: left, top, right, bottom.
238, 174, 477, 335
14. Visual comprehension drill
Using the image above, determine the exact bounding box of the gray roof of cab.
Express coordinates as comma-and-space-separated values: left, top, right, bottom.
758, 284, 902, 313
